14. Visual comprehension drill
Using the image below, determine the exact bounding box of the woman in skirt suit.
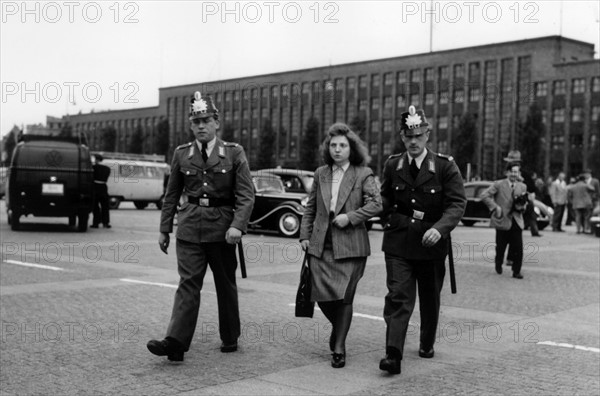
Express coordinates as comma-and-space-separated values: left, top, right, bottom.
299, 123, 382, 368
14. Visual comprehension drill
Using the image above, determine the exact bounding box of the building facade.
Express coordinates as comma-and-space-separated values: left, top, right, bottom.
65, 36, 599, 179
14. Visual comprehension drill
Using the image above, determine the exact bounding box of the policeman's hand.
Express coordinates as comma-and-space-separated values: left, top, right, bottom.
226, 227, 242, 245
422, 228, 441, 247
300, 240, 310, 251
332, 214, 350, 228
494, 206, 502, 218
159, 232, 170, 254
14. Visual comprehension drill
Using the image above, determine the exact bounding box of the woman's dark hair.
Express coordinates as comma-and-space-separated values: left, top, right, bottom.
320, 123, 371, 166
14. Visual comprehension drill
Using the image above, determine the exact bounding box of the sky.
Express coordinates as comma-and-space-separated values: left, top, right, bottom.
1, 0, 599, 137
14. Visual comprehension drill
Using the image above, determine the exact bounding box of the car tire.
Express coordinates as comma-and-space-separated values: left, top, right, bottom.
461, 220, 476, 227
365, 221, 373, 231
69, 215, 76, 227
10, 211, 20, 231
77, 212, 88, 232
109, 197, 121, 210
134, 201, 148, 210
277, 211, 301, 238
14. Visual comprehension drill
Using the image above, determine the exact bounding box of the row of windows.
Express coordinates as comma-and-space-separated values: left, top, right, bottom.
535, 77, 600, 96
550, 106, 600, 123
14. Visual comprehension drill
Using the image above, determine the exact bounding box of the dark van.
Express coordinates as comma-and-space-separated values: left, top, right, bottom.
6, 135, 94, 231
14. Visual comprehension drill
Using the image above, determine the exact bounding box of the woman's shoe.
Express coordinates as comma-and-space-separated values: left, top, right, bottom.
331, 352, 345, 368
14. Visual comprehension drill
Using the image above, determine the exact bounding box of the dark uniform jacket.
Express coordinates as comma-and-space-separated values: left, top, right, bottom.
93, 163, 111, 183
381, 150, 466, 260
159, 139, 255, 243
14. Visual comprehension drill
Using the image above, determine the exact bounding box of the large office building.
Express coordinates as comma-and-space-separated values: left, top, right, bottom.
65, 36, 599, 179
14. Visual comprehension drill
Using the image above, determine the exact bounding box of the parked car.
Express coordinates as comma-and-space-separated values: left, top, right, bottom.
254, 168, 314, 194
249, 173, 307, 237
6, 135, 93, 231
461, 181, 553, 230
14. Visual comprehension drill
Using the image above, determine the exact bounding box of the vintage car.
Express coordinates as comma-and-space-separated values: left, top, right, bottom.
254, 168, 314, 194
249, 173, 307, 237
461, 180, 553, 230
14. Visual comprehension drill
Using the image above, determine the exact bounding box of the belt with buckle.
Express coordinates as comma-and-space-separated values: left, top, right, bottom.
188, 196, 234, 207
395, 205, 434, 222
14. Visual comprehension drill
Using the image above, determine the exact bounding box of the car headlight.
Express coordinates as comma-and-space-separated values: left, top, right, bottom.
301, 196, 308, 207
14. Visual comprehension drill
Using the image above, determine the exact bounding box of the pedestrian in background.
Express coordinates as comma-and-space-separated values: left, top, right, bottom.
480, 162, 528, 279
378, 105, 466, 375
299, 123, 382, 369
549, 172, 568, 232
565, 176, 577, 226
91, 154, 111, 229
147, 91, 255, 362
568, 174, 594, 234
583, 169, 600, 233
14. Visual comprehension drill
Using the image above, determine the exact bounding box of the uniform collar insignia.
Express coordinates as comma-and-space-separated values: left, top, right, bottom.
396, 153, 405, 170
188, 144, 194, 159
218, 145, 225, 157
428, 158, 436, 173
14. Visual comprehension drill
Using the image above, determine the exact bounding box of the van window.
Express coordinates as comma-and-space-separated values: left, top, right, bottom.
16, 145, 86, 169
119, 164, 144, 180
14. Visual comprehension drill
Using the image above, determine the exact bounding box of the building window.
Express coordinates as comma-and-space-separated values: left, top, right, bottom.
261, 88, 268, 100
439, 66, 449, 80
453, 89, 464, 103
572, 78, 585, 94
372, 74, 381, 88
359, 100, 368, 111
454, 64, 465, 79
225, 91, 231, 103
592, 106, 600, 121
302, 83, 310, 95
437, 140, 448, 154
571, 107, 583, 122
252, 109, 258, 119
397, 71, 407, 84
439, 91, 449, 104
593, 77, 600, 93
384, 73, 393, 86
410, 93, 420, 106
347, 77, 356, 91
233, 110, 239, 121
438, 116, 448, 129
234, 91, 240, 102
535, 82, 548, 97
261, 108, 269, 119
383, 96, 392, 109
359, 75, 367, 89
410, 70, 421, 83
396, 95, 406, 108
541, 109, 548, 124
371, 120, 380, 132
425, 93, 434, 106
242, 110, 248, 120
552, 108, 565, 123
383, 119, 393, 132
469, 88, 480, 102
424, 68, 434, 81
371, 98, 380, 110
370, 143, 379, 155
551, 135, 564, 151
553, 80, 566, 95
271, 86, 278, 99
383, 143, 392, 155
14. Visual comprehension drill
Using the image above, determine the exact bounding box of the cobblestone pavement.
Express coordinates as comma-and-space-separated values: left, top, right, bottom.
1, 201, 599, 395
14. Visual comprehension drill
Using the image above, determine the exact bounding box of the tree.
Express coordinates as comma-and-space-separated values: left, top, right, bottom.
518, 103, 545, 174
451, 113, 477, 176
154, 119, 170, 156
299, 116, 320, 171
2, 126, 20, 166
220, 122, 235, 142
100, 126, 117, 152
256, 119, 276, 169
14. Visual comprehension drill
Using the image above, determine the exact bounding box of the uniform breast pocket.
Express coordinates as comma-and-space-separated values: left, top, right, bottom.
213, 165, 234, 184
423, 185, 442, 205
393, 183, 407, 200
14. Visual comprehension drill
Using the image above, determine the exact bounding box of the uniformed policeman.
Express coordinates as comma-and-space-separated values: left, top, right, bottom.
147, 91, 255, 362
91, 154, 111, 228
379, 106, 466, 375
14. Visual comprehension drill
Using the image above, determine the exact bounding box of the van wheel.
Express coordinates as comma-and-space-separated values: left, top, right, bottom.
109, 197, 121, 209
461, 220, 476, 227
69, 215, 76, 227
134, 201, 148, 210
278, 211, 301, 238
365, 221, 373, 231
7, 210, 12, 225
77, 213, 88, 232
10, 211, 20, 231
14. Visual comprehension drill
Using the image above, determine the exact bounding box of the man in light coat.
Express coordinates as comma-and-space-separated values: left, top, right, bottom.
549, 172, 568, 231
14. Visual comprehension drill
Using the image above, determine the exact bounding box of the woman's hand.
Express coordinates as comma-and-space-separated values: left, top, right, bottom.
332, 214, 350, 228
300, 240, 310, 251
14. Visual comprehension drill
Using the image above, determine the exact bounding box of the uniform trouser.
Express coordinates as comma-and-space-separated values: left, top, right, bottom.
92, 184, 110, 226
166, 239, 239, 350
383, 254, 446, 358
495, 219, 523, 275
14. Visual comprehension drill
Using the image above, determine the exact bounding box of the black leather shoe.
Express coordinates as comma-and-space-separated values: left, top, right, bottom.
331, 352, 345, 368
418, 347, 434, 358
104, 224, 111, 228
90, 224, 99, 228
220, 341, 238, 353
512, 273, 524, 279
147, 338, 184, 361
379, 355, 401, 374
495, 263, 503, 274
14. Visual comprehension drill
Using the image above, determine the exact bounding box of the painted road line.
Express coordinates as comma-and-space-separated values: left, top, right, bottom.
120, 278, 216, 294
3, 259, 64, 271
537, 341, 600, 353
288, 303, 386, 322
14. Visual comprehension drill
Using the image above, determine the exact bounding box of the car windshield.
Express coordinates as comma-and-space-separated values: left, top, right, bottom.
254, 177, 285, 193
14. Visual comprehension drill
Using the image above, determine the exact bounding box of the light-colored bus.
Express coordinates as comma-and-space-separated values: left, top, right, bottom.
93, 152, 169, 210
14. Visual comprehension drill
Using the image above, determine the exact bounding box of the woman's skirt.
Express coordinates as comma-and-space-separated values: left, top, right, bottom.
309, 249, 367, 303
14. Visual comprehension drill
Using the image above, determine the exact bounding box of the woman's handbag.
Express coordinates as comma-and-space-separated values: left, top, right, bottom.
295, 253, 314, 318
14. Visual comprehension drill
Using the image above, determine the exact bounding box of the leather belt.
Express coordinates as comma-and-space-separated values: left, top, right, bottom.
188, 196, 234, 207
395, 205, 437, 222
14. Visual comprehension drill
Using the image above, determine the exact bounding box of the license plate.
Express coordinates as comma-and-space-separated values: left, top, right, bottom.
42, 183, 64, 195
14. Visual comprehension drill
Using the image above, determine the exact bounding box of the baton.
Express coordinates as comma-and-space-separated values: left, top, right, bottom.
238, 242, 247, 278
448, 235, 457, 294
